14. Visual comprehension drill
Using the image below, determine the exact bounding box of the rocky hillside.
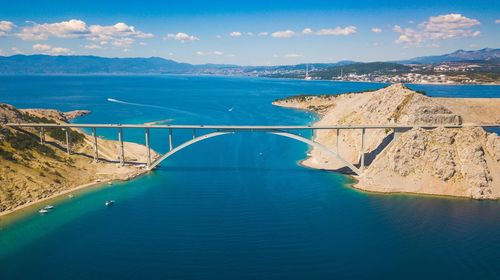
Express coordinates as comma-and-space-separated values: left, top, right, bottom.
0, 103, 155, 214
274, 84, 500, 199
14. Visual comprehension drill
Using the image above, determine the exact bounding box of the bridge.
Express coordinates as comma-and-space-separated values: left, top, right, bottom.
5, 123, 500, 176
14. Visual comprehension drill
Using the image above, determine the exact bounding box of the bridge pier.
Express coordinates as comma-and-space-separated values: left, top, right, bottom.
39, 127, 45, 145
65, 128, 71, 154
360, 128, 365, 170
92, 127, 99, 162
145, 128, 151, 167
118, 128, 124, 166
336, 128, 340, 153
169, 128, 173, 151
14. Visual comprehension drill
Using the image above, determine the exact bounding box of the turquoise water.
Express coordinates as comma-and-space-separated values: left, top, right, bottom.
0, 76, 499, 279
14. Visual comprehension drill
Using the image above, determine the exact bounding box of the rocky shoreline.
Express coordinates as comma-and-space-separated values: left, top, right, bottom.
0, 103, 157, 216
274, 84, 500, 199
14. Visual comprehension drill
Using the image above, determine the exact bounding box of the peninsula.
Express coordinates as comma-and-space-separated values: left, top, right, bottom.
0, 103, 157, 216
274, 84, 500, 199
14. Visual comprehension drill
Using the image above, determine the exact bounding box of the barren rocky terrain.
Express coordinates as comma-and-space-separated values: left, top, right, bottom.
274, 84, 500, 199
0, 103, 157, 214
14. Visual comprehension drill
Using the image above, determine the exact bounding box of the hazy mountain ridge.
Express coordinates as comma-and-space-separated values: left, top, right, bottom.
400, 48, 500, 64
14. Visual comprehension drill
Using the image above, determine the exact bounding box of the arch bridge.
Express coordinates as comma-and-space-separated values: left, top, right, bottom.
5, 123, 500, 176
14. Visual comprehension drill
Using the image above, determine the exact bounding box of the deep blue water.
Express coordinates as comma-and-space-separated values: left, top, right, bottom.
0, 76, 499, 279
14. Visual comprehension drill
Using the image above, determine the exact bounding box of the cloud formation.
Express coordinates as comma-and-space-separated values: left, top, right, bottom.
284, 53, 303, 58
371, 28, 382, 33
166, 32, 199, 42
273, 26, 357, 38
32, 43, 72, 55
18, 19, 153, 48
271, 30, 296, 38
394, 14, 480, 46
229, 31, 242, 37
0, 21, 16, 37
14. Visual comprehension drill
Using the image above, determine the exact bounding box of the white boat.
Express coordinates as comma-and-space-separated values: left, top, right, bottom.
44, 205, 54, 210
39, 209, 49, 214
105, 200, 115, 206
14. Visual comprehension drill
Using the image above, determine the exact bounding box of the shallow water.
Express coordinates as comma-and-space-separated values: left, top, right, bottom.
0, 76, 499, 279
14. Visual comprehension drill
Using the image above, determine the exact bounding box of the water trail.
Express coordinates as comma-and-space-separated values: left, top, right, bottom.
107, 98, 204, 118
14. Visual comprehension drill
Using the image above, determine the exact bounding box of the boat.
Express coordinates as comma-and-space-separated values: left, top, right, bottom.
39, 209, 49, 214
44, 205, 54, 210
105, 200, 115, 206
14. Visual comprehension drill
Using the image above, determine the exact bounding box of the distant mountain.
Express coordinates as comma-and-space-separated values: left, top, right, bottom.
0, 55, 195, 74
401, 48, 500, 64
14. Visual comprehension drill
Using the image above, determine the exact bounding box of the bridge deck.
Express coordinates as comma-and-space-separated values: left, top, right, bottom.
5, 123, 500, 130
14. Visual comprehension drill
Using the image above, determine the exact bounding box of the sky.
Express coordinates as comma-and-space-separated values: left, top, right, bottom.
0, 0, 498, 65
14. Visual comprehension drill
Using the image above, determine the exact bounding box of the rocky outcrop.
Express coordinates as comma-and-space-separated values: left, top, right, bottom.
64, 110, 91, 121
274, 83, 500, 199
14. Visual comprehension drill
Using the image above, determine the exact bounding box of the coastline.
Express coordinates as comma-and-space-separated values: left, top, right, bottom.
0, 169, 150, 219
274, 84, 500, 199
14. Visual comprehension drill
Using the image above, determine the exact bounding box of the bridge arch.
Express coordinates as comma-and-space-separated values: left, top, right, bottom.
148, 130, 361, 175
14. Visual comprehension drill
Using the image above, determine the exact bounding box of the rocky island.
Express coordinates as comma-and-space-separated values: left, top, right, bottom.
274, 84, 500, 199
0, 103, 157, 215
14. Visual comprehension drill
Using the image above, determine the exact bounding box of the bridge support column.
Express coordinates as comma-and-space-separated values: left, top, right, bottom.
336, 128, 340, 153
145, 128, 151, 167
92, 127, 99, 162
65, 128, 71, 155
169, 128, 173, 151
360, 128, 365, 170
39, 127, 45, 145
118, 128, 124, 166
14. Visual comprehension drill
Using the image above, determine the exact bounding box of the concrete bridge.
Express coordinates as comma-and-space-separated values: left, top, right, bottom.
5, 123, 500, 176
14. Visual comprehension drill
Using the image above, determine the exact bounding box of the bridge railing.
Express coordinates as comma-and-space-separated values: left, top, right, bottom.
4, 123, 500, 175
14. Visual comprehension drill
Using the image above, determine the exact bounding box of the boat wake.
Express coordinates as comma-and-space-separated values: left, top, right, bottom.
107, 98, 204, 117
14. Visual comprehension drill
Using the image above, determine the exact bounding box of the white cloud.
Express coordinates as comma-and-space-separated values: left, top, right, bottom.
315, 26, 357, 36
111, 37, 134, 47
32, 43, 71, 55
32, 43, 52, 52
18, 19, 153, 48
229, 31, 242, 37
196, 51, 225, 56
271, 30, 295, 38
302, 28, 314, 35
301, 26, 357, 36
284, 53, 303, 58
0, 21, 16, 37
139, 42, 148, 46
496, 19, 500, 24
84, 44, 101, 49
258, 32, 268, 36
51, 47, 72, 54
394, 14, 480, 46
166, 32, 199, 42
11, 47, 23, 54
371, 28, 382, 33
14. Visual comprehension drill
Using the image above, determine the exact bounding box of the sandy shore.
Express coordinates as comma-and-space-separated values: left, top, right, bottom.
274, 84, 500, 199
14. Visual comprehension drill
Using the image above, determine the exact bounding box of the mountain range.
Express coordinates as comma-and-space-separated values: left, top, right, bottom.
0, 48, 498, 74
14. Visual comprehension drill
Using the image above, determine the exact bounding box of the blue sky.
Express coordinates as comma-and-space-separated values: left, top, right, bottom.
0, 0, 498, 65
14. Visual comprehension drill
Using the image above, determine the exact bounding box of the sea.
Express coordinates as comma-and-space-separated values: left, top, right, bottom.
0, 75, 499, 279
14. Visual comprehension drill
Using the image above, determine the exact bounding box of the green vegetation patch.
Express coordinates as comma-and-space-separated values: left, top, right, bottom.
22, 113, 85, 144
3, 129, 58, 159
